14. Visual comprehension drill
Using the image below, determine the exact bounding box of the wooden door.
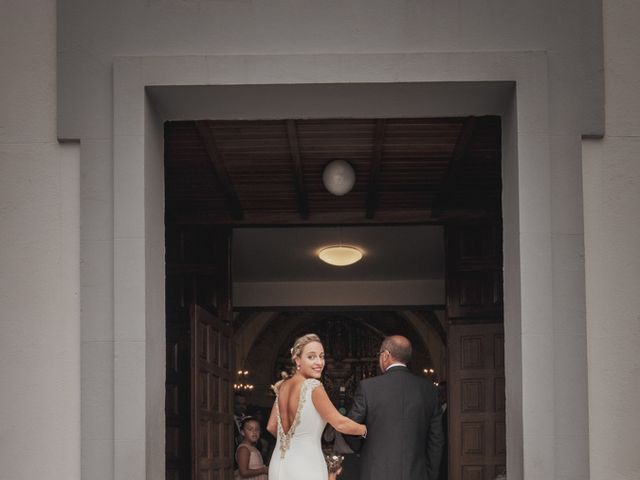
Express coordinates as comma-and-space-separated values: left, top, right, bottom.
445, 222, 505, 480
165, 226, 234, 480
448, 323, 506, 480
166, 319, 191, 480
191, 305, 235, 480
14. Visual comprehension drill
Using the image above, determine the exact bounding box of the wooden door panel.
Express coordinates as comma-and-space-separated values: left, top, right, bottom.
461, 465, 485, 480
461, 379, 485, 412
166, 325, 191, 480
495, 422, 506, 455
461, 421, 484, 455
445, 224, 503, 320
192, 304, 234, 480
449, 323, 505, 480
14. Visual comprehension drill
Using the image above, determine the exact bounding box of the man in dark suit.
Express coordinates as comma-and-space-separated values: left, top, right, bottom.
346, 335, 444, 480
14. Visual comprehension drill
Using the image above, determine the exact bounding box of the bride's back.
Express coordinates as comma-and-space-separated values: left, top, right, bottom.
270, 376, 327, 480
276, 378, 303, 433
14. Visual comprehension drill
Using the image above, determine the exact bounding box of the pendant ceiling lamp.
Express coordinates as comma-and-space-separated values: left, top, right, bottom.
322, 159, 356, 196
318, 245, 363, 267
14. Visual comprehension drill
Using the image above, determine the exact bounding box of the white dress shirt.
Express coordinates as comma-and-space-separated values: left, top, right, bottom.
385, 362, 407, 371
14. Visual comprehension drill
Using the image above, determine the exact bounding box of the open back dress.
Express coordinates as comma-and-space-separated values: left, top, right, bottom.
268, 378, 327, 480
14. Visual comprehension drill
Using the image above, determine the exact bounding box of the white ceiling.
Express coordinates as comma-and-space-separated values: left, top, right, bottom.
232, 225, 444, 282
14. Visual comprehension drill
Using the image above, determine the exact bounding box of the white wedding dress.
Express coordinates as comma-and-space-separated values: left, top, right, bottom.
269, 378, 328, 480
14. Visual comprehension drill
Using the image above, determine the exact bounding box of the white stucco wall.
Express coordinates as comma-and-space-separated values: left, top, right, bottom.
0, 2, 81, 480
583, 1, 640, 479
58, 0, 603, 139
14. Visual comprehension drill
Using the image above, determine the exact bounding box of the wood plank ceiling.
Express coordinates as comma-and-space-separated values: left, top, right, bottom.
164, 116, 501, 225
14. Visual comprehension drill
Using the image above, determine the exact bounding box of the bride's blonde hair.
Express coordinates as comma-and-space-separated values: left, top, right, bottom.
272, 333, 322, 392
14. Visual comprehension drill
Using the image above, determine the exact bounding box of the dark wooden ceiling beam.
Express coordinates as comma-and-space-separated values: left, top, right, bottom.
366, 119, 386, 219
432, 116, 478, 216
286, 120, 309, 219
194, 121, 244, 220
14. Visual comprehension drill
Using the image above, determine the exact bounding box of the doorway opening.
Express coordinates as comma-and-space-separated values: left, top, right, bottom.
164, 116, 504, 480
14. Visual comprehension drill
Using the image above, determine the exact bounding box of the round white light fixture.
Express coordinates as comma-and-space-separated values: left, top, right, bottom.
322, 159, 356, 196
318, 245, 363, 267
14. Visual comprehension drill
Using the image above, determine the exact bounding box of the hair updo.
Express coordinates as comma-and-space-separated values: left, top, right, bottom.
289, 333, 322, 363
272, 333, 322, 392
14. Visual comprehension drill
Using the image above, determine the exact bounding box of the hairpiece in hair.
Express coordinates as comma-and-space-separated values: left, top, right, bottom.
239, 415, 259, 430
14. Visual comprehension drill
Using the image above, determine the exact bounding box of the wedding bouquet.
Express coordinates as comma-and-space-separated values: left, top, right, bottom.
324, 454, 344, 473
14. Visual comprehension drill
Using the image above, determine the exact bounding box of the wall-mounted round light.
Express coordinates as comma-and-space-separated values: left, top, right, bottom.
322, 160, 356, 196
318, 245, 363, 266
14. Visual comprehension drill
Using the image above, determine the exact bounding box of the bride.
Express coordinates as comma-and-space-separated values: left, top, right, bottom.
267, 334, 367, 480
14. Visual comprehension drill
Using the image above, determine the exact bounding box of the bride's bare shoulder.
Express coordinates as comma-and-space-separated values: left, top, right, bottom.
280, 377, 296, 389
272, 373, 295, 395
304, 378, 323, 393
275, 377, 298, 397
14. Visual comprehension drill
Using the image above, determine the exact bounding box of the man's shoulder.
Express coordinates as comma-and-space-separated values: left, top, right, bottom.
358, 368, 412, 386
358, 374, 385, 390
358, 370, 438, 403
364, 369, 437, 389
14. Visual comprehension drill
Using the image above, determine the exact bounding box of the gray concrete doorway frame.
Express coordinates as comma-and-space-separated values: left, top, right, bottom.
112, 51, 565, 480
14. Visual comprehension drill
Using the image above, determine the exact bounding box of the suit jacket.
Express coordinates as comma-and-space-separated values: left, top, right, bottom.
346, 366, 444, 480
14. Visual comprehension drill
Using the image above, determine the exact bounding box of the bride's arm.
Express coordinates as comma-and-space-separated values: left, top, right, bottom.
267, 402, 277, 437
312, 387, 367, 437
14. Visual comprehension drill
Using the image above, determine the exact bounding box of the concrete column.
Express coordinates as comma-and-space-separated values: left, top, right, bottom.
0, 1, 81, 480
583, 2, 640, 479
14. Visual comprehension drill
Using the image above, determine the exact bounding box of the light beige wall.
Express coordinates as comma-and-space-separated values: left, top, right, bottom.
583, 2, 640, 479
58, 0, 604, 140
234, 279, 444, 308
0, 2, 81, 480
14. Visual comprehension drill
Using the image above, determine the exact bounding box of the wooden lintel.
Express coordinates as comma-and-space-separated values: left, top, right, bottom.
432, 116, 478, 216
366, 119, 386, 219
194, 121, 243, 220
165, 207, 498, 227
286, 120, 309, 219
